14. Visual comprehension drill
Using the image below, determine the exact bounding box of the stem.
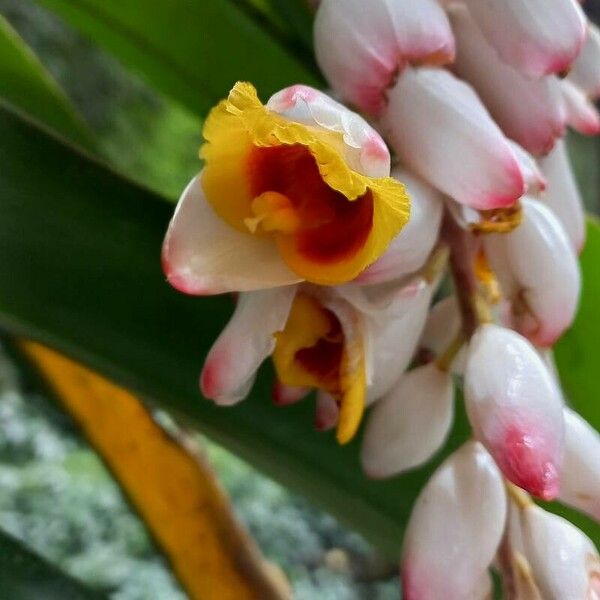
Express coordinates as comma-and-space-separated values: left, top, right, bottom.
435, 332, 465, 372
442, 210, 490, 339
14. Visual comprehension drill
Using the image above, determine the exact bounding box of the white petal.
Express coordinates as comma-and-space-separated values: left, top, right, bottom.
267, 85, 391, 177
314, 0, 455, 114
559, 407, 600, 522
560, 78, 600, 136
464, 324, 565, 499
361, 363, 454, 478
509, 141, 547, 195
538, 139, 586, 252
352, 277, 436, 401
401, 441, 507, 600
568, 23, 600, 99
450, 5, 565, 156
519, 504, 600, 600
162, 175, 300, 294
356, 168, 443, 284
380, 67, 525, 210
461, 0, 586, 78
200, 286, 296, 405
484, 197, 581, 346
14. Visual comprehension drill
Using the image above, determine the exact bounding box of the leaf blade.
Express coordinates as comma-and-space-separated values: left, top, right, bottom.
34, 0, 320, 116
0, 13, 94, 149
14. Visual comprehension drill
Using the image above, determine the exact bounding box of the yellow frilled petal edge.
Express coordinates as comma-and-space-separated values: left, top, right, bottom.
200, 82, 411, 283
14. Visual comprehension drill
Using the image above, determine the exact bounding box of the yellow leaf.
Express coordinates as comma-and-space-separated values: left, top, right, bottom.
19, 340, 290, 600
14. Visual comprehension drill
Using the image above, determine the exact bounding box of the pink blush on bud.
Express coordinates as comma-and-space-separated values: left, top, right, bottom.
494, 421, 561, 501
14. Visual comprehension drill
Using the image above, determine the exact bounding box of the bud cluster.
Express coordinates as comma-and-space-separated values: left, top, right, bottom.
162, 0, 600, 596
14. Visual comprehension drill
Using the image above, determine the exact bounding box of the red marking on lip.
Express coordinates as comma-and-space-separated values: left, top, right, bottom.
248, 144, 374, 264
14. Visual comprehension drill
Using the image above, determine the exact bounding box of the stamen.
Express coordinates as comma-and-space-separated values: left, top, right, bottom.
244, 191, 301, 235
471, 204, 523, 234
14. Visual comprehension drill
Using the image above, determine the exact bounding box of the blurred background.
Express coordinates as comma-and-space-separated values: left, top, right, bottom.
0, 1, 598, 599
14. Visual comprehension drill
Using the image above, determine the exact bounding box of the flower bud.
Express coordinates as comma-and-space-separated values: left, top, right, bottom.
509, 141, 547, 196
559, 79, 600, 136
568, 23, 600, 99
450, 4, 565, 156
464, 324, 565, 499
380, 67, 525, 210
559, 407, 600, 522
361, 363, 454, 478
460, 0, 586, 78
484, 198, 580, 347
516, 504, 600, 599
538, 139, 586, 252
401, 441, 506, 600
313, 0, 455, 114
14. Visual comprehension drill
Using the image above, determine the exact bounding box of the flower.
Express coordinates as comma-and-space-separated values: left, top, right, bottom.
568, 23, 600, 99
379, 66, 526, 210
503, 498, 600, 599
313, 0, 455, 114
559, 407, 600, 521
361, 362, 454, 478
200, 266, 440, 444
484, 198, 581, 347
538, 139, 586, 252
449, 4, 565, 156
162, 82, 410, 294
401, 441, 507, 600
460, 0, 586, 78
464, 324, 565, 500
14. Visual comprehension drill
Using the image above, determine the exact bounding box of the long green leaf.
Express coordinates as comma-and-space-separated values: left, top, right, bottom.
0, 101, 465, 557
0, 13, 94, 149
34, 0, 320, 117
0, 529, 106, 600
1, 104, 600, 556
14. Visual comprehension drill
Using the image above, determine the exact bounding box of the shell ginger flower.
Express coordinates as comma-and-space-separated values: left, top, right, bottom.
162, 82, 410, 294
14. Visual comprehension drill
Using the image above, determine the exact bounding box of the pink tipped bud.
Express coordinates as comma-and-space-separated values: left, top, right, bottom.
568, 23, 600, 100
450, 4, 565, 156
539, 139, 586, 252
361, 364, 454, 478
401, 441, 506, 600
560, 79, 600, 136
314, 0, 455, 114
460, 0, 586, 78
356, 168, 443, 285
515, 504, 600, 599
465, 324, 565, 499
560, 408, 600, 522
484, 198, 580, 347
380, 67, 525, 211
509, 141, 547, 196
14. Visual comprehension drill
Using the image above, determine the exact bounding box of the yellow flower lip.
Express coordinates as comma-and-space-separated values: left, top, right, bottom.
272, 294, 365, 444
200, 82, 410, 286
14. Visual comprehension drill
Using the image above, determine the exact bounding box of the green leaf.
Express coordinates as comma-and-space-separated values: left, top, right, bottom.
0, 13, 94, 149
545, 218, 600, 545
556, 218, 600, 426
34, 0, 321, 117
0, 529, 106, 600
0, 101, 467, 558
2, 103, 600, 558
